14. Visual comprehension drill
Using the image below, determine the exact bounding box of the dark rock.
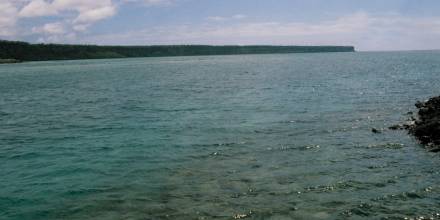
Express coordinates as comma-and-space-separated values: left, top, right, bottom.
371, 128, 381, 133
415, 101, 425, 108
388, 124, 402, 130
406, 96, 440, 150
429, 147, 440, 152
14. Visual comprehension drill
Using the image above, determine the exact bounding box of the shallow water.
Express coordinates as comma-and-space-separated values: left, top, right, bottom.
1, 52, 440, 220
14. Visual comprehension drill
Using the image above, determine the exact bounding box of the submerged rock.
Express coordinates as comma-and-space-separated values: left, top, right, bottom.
371, 128, 381, 134
388, 124, 403, 130
406, 96, 440, 151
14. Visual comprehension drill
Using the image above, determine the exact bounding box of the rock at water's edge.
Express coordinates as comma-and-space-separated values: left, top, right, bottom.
0, 59, 21, 64
407, 96, 440, 151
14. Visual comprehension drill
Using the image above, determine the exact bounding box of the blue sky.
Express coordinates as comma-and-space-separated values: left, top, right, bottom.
1, 0, 440, 51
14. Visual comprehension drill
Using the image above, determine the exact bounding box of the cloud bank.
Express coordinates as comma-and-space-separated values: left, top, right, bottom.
82, 12, 440, 51
0, 0, 171, 42
0, 0, 19, 36
1, 0, 440, 51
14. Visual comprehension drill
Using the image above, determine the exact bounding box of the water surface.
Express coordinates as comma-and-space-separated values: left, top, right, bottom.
1, 52, 440, 219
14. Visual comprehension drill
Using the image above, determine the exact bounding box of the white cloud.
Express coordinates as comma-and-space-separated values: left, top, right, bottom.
207, 16, 227, 22
31, 21, 78, 43
232, 14, 247, 19
73, 5, 116, 24
207, 14, 247, 22
32, 22, 66, 35
11, 0, 116, 41
72, 24, 90, 32
2, 1, 440, 51
18, 0, 56, 17
122, 0, 175, 6
19, 0, 116, 26
0, 0, 19, 36
0, 0, 179, 41
37, 32, 76, 43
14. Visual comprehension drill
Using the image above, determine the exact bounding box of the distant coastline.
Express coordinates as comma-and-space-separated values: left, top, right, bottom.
0, 59, 21, 64
0, 40, 355, 62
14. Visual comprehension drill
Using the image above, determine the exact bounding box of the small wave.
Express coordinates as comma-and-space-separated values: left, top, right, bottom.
189, 142, 248, 149
0, 111, 9, 116
341, 186, 440, 219
9, 152, 40, 160
303, 179, 396, 194
367, 143, 405, 149
372, 186, 436, 202
152, 108, 202, 112
266, 144, 321, 152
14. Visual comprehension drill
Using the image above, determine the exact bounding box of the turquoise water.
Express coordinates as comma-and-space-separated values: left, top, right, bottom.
1, 52, 440, 220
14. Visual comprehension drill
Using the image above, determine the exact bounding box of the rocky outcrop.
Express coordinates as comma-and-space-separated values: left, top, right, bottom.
407, 96, 440, 152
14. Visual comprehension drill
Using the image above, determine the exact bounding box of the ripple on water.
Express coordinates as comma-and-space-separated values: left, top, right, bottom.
2, 53, 440, 219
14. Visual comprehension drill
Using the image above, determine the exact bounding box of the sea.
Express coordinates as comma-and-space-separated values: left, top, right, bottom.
1, 52, 440, 220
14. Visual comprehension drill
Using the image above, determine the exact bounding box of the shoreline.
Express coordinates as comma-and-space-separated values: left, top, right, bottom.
0, 51, 356, 64
0, 40, 355, 62
0, 59, 21, 64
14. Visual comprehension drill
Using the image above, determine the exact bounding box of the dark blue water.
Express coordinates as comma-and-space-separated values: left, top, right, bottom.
1, 52, 440, 219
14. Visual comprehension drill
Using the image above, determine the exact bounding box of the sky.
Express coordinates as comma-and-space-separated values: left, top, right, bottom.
1, 0, 440, 51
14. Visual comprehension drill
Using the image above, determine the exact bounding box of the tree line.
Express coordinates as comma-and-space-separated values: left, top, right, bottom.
0, 40, 355, 61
